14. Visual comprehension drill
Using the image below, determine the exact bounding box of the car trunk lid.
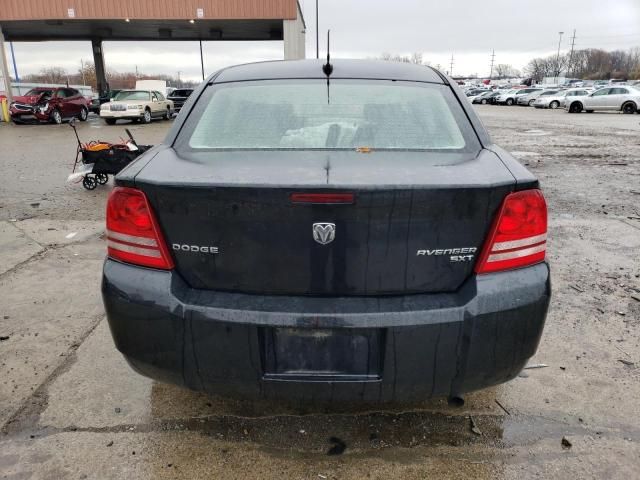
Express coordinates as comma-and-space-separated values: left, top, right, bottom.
133, 148, 515, 295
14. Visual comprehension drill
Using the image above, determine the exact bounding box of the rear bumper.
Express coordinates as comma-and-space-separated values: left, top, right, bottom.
100, 111, 145, 119
102, 260, 550, 403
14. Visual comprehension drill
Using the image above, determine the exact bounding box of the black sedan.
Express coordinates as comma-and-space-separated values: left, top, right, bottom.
472, 91, 502, 104
167, 88, 194, 113
102, 59, 550, 404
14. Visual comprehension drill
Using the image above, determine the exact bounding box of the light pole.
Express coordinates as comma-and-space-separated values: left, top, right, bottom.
315, 0, 319, 59
555, 31, 564, 85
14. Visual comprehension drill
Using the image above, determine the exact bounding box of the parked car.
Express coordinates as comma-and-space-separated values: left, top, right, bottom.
593, 80, 609, 90
102, 59, 550, 403
562, 79, 584, 88
472, 91, 498, 104
89, 89, 122, 114
494, 89, 517, 105
533, 88, 591, 109
465, 88, 489, 98
100, 89, 174, 125
517, 89, 556, 106
167, 88, 194, 113
466, 92, 487, 103
565, 86, 640, 114
496, 88, 543, 106
10, 87, 90, 124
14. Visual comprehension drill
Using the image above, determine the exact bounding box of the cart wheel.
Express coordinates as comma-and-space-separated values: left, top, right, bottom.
96, 173, 109, 185
82, 175, 97, 190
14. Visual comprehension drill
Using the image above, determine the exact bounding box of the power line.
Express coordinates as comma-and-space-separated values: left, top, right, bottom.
568, 29, 576, 77
578, 33, 640, 39
489, 49, 495, 80
555, 31, 564, 81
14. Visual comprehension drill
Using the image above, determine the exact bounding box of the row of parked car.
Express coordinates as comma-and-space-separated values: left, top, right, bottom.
8, 87, 194, 125
465, 82, 640, 114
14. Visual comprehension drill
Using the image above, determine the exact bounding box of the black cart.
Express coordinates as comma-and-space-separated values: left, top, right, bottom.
70, 119, 152, 190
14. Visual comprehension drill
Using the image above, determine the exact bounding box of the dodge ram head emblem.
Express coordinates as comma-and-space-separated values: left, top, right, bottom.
312, 223, 336, 245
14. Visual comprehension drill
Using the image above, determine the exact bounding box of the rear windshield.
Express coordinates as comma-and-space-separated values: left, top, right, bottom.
171, 89, 193, 96
115, 91, 150, 101
175, 79, 479, 152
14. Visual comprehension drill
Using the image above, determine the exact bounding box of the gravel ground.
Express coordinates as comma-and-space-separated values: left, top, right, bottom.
0, 107, 639, 479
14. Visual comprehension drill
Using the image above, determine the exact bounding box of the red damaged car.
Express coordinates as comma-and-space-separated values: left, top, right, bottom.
10, 87, 90, 124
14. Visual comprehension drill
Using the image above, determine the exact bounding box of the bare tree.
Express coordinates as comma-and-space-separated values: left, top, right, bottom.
529, 47, 640, 81
494, 64, 521, 78
378, 52, 428, 65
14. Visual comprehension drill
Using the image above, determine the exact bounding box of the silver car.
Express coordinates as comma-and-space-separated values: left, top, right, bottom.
565, 86, 640, 114
496, 88, 542, 106
533, 89, 591, 109
517, 89, 552, 106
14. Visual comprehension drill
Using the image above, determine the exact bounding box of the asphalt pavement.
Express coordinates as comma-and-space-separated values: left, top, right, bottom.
0, 108, 639, 479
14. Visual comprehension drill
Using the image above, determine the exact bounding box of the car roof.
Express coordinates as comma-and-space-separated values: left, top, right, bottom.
212, 59, 445, 84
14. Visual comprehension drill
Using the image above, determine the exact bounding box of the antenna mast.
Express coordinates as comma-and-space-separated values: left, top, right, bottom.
322, 30, 333, 104
322, 30, 333, 76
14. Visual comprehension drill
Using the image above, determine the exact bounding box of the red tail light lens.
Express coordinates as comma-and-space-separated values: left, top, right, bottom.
106, 187, 174, 270
475, 189, 547, 274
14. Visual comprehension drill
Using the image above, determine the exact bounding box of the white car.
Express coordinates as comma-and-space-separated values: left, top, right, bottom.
565, 86, 640, 114
533, 88, 592, 109
100, 89, 174, 125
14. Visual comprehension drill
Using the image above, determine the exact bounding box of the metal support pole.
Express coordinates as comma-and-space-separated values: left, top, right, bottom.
0, 26, 14, 103
315, 0, 319, 59
199, 40, 205, 81
92, 39, 107, 95
10, 41, 19, 82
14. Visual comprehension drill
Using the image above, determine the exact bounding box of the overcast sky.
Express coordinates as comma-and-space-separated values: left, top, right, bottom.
5, 0, 640, 82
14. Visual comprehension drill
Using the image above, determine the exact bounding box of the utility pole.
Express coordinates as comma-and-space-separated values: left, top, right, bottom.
315, 0, 319, 59
199, 40, 205, 80
489, 49, 495, 81
568, 29, 576, 78
555, 31, 564, 84
80, 58, 86, 85
449, 53, 454, 77
177, 70, 181, 87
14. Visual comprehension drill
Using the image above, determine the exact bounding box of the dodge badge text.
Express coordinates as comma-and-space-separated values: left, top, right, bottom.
172, 244, 219, 254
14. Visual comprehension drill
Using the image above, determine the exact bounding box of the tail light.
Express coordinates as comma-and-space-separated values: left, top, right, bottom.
475, 189, 547, 274
105, 187, 174, 270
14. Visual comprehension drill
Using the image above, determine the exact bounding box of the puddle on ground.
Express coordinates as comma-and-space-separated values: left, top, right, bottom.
519, 130, 551, 136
